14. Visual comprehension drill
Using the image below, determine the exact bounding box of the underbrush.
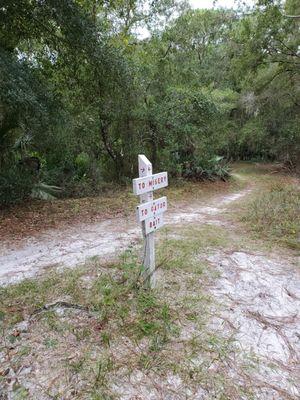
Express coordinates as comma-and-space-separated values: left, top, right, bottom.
0, 166, 34, 207
241, 183, 300, 249
181, 156, 230, 182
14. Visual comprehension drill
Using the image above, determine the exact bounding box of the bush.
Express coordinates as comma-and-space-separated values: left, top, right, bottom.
0, 166, 34, 207
181, 156, 230, 181
75, 152, 91, 177
241, 183, 300, 249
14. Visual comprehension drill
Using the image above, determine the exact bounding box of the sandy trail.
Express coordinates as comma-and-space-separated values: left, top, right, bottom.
208, 250, 300, 398
0, 179, 299, 399
0, 188, 250, 285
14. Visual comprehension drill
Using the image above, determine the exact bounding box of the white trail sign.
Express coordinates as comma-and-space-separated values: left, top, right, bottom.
144, 214, 164, 235
136, 196, 167, 222
133, 155, 168, 288
133, 172, 168, 195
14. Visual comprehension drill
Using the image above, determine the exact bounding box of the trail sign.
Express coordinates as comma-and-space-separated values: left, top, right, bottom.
136, 196, 167, 222
133, 155, 168, 288
144, 214, 164, 235
132, 172, 168, 195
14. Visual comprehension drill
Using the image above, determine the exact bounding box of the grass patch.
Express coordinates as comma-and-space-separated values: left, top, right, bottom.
158, 224, 231, 272
240, 183, 300, 250
0, 252, 179, 398
0, 254, 173, 340
0, 221, 254, 399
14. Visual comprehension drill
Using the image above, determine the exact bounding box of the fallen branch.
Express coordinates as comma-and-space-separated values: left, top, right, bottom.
30, 301, 90, 320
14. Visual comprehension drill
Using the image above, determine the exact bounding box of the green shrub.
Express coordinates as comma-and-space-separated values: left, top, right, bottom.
75, 152, 91, 176
181, 155, 230, 181
0, 166, 34, 207
241, 184, 300, 249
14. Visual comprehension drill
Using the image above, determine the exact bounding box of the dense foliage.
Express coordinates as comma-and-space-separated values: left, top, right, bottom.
0, 0, 299, 205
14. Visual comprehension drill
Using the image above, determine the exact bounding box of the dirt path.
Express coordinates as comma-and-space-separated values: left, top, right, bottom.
208, 250, 300, 398
1, 173, 299, 399
0, 187, 250, 286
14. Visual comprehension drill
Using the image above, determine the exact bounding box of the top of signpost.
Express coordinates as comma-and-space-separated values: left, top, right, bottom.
138, 155, 152, 177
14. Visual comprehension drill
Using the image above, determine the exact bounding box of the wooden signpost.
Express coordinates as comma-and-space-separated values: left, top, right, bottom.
133, 155, 168, 288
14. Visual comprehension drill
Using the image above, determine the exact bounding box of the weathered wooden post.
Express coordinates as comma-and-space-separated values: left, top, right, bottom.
133, 155, 168, 288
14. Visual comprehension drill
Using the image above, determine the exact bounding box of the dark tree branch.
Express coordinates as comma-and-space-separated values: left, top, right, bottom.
160, 43, 172, 60
100, 123, 117, 162
275, 39, 300, 59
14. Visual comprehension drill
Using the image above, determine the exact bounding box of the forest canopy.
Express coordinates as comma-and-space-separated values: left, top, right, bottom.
0, 0, 299, 205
